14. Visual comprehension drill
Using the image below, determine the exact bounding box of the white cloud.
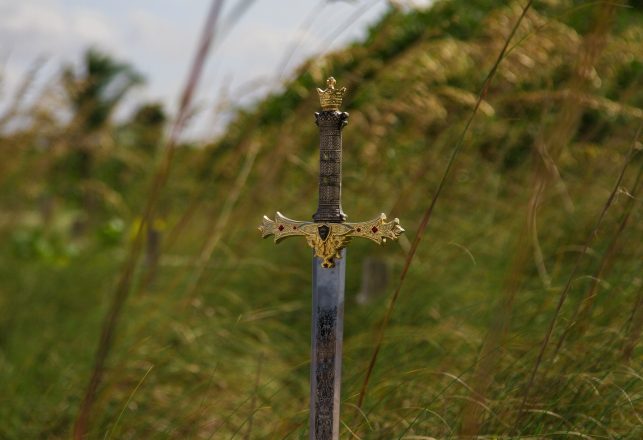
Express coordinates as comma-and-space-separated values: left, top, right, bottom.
125, 8, 188, 59
0, 0, 128, 117
0, 0, 393, 138
0, 1, 66, 36
71, 8, 118, 48
0, 0, 117, 59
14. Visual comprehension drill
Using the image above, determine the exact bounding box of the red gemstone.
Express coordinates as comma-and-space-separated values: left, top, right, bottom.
371, 226, 379, 233
293, 226, 297, 230
356, 228, 361, 232
278, 225, 284, 231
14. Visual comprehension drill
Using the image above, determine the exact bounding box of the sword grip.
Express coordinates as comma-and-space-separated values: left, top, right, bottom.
313, 110, 348, 223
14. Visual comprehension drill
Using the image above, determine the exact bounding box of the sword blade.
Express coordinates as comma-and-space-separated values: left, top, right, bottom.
310, 249, 346, 440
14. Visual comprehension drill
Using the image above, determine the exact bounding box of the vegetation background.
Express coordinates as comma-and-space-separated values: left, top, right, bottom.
0, 0, 641, 438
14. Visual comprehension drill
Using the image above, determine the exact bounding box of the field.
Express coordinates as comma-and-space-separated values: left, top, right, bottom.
0, 0, 641, 438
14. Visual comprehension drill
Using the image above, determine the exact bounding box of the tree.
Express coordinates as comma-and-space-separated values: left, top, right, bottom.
60, 48, 144, 231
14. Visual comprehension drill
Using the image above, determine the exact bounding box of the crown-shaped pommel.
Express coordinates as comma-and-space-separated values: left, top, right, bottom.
317, 77, 346, 111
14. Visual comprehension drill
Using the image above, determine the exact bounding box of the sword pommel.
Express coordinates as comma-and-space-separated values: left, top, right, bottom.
317, 76, 346, 111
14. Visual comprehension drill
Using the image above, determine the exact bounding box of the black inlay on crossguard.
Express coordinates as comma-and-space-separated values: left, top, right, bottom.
317, 225, 330, 241
313, 110, 349, 223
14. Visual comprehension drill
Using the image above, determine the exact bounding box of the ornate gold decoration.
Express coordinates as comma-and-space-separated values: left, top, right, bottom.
317, 77, 346, 111
259, 212, 404, 268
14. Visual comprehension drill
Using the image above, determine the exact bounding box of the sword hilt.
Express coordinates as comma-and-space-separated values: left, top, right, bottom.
313, 110, 348, 223
259, 77, 404, 268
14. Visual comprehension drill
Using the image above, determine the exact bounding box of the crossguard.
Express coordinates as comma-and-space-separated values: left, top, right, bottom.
259, 212, 404, 268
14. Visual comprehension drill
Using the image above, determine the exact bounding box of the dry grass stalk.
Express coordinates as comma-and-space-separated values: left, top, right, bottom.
622, 287, 643, 362
553, 165, 642, 357
513, 128, 639, 434
460, 3, 627, 430
355, 0, 535, 414
459, 224, 531, 436
183, 140, 261, 298
526, 1, 616, 289
72, 1, 226, 437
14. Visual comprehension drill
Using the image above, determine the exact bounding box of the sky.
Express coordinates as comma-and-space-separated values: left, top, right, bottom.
0, 0, 431, 138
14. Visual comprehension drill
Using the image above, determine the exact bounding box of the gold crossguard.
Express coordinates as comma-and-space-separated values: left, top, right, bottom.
259, 212, 404, 268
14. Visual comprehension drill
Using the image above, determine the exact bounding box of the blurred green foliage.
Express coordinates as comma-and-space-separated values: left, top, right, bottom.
0, 0, 641, 438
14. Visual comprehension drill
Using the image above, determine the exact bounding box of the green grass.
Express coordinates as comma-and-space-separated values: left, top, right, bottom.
0, 0, 642, 438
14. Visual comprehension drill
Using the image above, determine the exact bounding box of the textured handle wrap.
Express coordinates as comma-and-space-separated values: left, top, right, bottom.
313, 110, 349, 223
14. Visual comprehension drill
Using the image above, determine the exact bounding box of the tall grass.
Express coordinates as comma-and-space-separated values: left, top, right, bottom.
72, 1, 227, 437
0, 0, 641, 438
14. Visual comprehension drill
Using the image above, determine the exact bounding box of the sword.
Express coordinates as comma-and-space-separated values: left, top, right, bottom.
259, 77, 404, 439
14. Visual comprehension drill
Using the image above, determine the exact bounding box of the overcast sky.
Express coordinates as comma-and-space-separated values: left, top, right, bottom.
0, 0, 431, 137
